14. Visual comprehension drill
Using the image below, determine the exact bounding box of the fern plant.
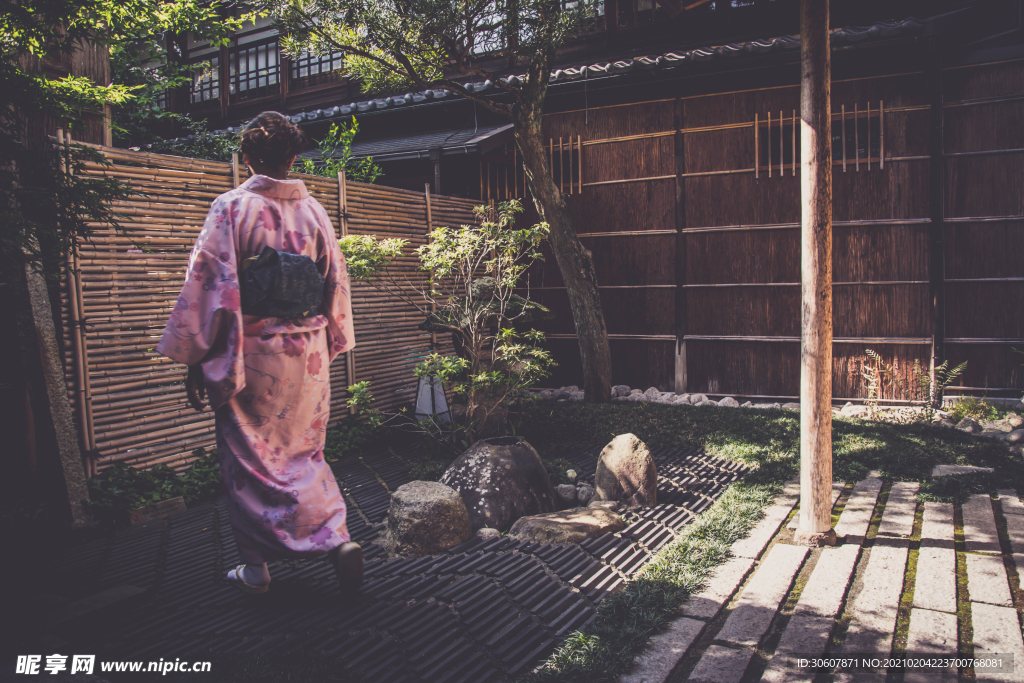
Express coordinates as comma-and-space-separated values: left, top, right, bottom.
861, 349, 966, 420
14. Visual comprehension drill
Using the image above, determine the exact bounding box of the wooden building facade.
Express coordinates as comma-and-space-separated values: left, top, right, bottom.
168, 0, 1024, 402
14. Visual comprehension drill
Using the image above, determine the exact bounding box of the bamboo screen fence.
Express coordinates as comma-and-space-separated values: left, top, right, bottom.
60, 140, 476, 475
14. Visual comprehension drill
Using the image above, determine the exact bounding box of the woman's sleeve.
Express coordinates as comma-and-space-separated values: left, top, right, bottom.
317, 204, 356, 363
156, 195, 246, 409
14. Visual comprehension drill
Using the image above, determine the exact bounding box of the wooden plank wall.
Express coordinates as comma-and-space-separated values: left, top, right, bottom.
63, 145, 473, 474
537, 58, 1023, 399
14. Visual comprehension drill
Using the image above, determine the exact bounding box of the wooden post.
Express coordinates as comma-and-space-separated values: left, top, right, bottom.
795, 0, 836, 547
338, 170, 356, 415
928, 50, 946, 406
231, 151, 240, 188
673, 98, 688, 394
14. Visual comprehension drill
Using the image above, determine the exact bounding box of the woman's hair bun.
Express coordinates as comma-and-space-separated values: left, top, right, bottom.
240, 111, 308, 168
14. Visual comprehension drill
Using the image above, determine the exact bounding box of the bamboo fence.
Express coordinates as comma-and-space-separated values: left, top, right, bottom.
61, 142, 475, 475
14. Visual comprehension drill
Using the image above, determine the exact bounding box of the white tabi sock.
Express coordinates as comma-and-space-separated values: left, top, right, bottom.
239, 563, 270, 586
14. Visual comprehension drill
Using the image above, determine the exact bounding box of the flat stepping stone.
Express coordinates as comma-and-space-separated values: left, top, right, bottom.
966, 553, 1013, 607
714, 543, 809, 647
680, 557, 756, 621
963, 494, 1002, 554
730, 481, 799, 560
761, 545, 861, 683
914, 503, 957, 614
997, 490, 1024, 555
932, 465, 994, 477
842, 545, 908, 655
834, 477, 883, 544
687, 644, 754, 683
971, 602, 1024, 682
787, 482, 845, 530
620, 617, 705, 683
905, 608, 958, 683
877, 481, 919, 538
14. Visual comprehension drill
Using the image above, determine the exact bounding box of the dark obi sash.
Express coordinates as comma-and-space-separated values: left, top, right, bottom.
240, 246, 325, 318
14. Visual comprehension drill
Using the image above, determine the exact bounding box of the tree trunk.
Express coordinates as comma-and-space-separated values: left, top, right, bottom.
512, 111, 612, 403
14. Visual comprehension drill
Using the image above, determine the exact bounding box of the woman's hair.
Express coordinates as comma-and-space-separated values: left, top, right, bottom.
240, 111, 308, 168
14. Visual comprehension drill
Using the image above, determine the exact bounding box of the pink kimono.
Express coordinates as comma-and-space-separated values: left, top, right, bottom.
157, 174, 355, 564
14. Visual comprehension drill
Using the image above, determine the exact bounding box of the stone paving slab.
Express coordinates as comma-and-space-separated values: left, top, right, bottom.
915, 503, 957, 614
794, 545, 861, 619
760, 546, 863, 682
964, 494, 1002, 554
932, 465, 994, 477
834, 478, 883, 544
787, 482, 845, 530
679, 557, 756, 621
876, 481, 920, 537
971, 602, 1024, 682
905, 608, 958, 683
687, 645, 754, 683
714, 544, 809, 647
998, 491, 1024, 556
620, 618, 705, 683
842, 545, 909, 655
730, 482, 799, 560
967, 553, 1014, 607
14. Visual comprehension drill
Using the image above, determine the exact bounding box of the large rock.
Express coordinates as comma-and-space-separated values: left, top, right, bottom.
611, 384, 631, 398
382, 481, 471, 557
556, 484, 578, 508
957, 417, 981, 433
507, 507, 626, 544
576, 484, 595, 506
1008, 413, 1024, 429
1006, 430, 1024, 444
982, 419, 1015, 433
689, 393, 708, 405
719, 397, 740, 408
594, 433, 657, 509
440, 436, 557, 532
841, 403, 869, 418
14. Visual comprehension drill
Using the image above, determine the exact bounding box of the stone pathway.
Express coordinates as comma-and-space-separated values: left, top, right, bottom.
623, 478, 1024, 683
18, 440, 746, 683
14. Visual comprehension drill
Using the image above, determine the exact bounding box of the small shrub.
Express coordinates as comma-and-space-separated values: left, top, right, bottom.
86, 448, 222, 522
950, 396, 1002, 424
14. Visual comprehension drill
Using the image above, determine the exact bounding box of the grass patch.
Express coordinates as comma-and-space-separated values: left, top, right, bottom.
516, 401, 1020, 487
521, 482, 777, 683
918, 471, 1002, 503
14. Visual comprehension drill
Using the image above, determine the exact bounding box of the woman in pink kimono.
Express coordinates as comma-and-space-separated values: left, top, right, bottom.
157, 112, 363, 595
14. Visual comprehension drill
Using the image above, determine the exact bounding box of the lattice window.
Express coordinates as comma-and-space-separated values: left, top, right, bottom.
290, 51, 345, 79
190, 57, 220, 104
833, 102, 884, 171
755, 101, 886, 177
230, 40, 280, 100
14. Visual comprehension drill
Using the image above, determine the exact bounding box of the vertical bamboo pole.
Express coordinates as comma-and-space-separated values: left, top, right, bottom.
486, 162, 491, 201
841, 105, 846, 172
338, 170, 356, 415
796, 0, 836, 547
867, 101, 872, 170
854, 103, 859, 171
767, 111, 772, 178
754, 113, 759, 179
504, 151, 509, 199
479, 159, 484, 200
879, 100, 885, 169
792, 109, 797, 176
559, 136, 564, 193
578, 134, 582, 194
424, 183, 437, 351
231, 151, 240, 188
549, 137, 554, 187
779, 110, 783, 177
567, 136, 573, 195
60, 128, 90, 465
513, 144, 518, 197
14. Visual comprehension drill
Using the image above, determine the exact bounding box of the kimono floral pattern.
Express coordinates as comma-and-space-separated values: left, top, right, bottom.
157, 174, 356, 564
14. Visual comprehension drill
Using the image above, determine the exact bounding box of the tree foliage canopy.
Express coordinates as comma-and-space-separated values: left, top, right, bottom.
251, 0, 600, 116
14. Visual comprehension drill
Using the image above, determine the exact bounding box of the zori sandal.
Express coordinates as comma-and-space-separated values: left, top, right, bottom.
226, 565, 270, 594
